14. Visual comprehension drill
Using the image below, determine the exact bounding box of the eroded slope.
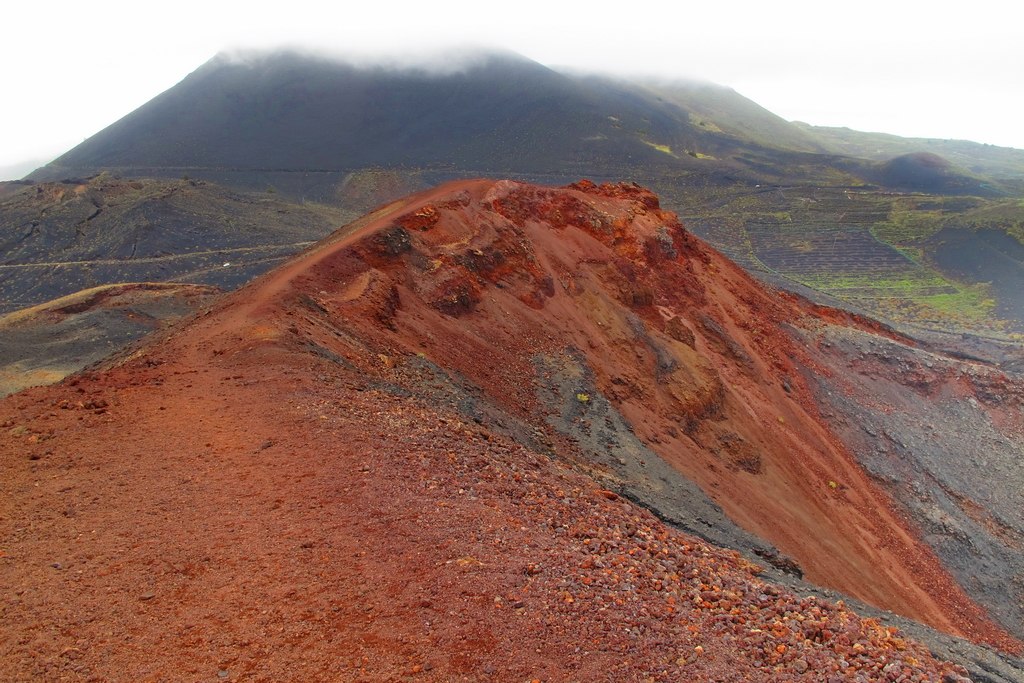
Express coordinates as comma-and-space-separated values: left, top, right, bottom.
802, 322, 1024, 642
2, 179, 1021, 681
253, 178, 1012, 647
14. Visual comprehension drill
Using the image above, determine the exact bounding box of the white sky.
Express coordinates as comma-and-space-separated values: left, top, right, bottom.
3, 0, 1022, 179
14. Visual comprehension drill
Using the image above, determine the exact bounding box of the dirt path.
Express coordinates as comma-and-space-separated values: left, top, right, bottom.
0, 243, 316, 270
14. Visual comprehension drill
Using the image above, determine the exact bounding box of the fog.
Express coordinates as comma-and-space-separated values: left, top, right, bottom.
3, 0, 1022, 178
218, 44, 534, 77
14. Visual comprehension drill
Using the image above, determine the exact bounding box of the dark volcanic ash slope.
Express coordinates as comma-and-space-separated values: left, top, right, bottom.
0, 282, 219, 396
32, 49, 896, 199
0, 179, 999, 682
0, 175, 353, 314
34, 50, 714, 177
930, 225, 1024, 326
801, 321, 1024, 643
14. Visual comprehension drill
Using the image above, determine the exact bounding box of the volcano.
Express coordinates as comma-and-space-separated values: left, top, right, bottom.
2, 180, 1021, 681
30, 48, 862, 199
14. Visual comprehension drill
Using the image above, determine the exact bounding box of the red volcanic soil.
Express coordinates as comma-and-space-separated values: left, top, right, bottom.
0, 179, 1013, 680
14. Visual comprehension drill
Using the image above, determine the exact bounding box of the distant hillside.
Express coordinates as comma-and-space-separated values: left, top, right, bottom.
638, 80, 826, 153
798, 123, 1024, 183
0, 175, 353, 313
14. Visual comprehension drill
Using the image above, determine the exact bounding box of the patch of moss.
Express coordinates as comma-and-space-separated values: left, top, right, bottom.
641, 140, 675, 156
688, 113, 724, 134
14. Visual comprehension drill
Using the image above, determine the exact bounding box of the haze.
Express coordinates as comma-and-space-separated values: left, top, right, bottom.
3, 0, 1022, 179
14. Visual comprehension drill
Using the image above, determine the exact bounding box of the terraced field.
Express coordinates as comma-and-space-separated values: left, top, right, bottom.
673, 186, 1018, 335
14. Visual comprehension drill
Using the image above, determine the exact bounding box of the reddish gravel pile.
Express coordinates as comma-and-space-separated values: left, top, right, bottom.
0, 359, 973, 681
0, 179, 1004, 680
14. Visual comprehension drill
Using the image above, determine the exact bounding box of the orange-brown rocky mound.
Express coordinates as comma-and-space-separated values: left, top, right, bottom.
259, 179, 1016, 652
0, 179, 1017, 680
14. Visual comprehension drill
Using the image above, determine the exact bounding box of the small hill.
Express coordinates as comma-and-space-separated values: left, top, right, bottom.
0, 282, 218, 396
2, 180, 1021, 681
872, 152, 997, 196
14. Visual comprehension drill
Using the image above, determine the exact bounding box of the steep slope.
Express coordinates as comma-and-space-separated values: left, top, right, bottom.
638, 80, 826, 154
801, 321, 1024, 642
0, 175, 353, 314
2, 180, 1021, 682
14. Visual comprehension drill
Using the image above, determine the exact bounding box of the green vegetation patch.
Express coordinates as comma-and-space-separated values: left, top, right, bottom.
871, 208, 947, 248
688, 113, 724, 134
794, 271, 1000, 330
641, 140, 676, 156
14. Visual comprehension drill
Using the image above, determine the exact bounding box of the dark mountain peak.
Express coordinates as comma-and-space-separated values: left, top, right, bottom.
26, 47, 1022, 197
43, 47, 863, 185
39, 45, 656, 176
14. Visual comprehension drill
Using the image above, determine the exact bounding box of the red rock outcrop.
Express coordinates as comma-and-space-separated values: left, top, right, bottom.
1, 179, 1018, 680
